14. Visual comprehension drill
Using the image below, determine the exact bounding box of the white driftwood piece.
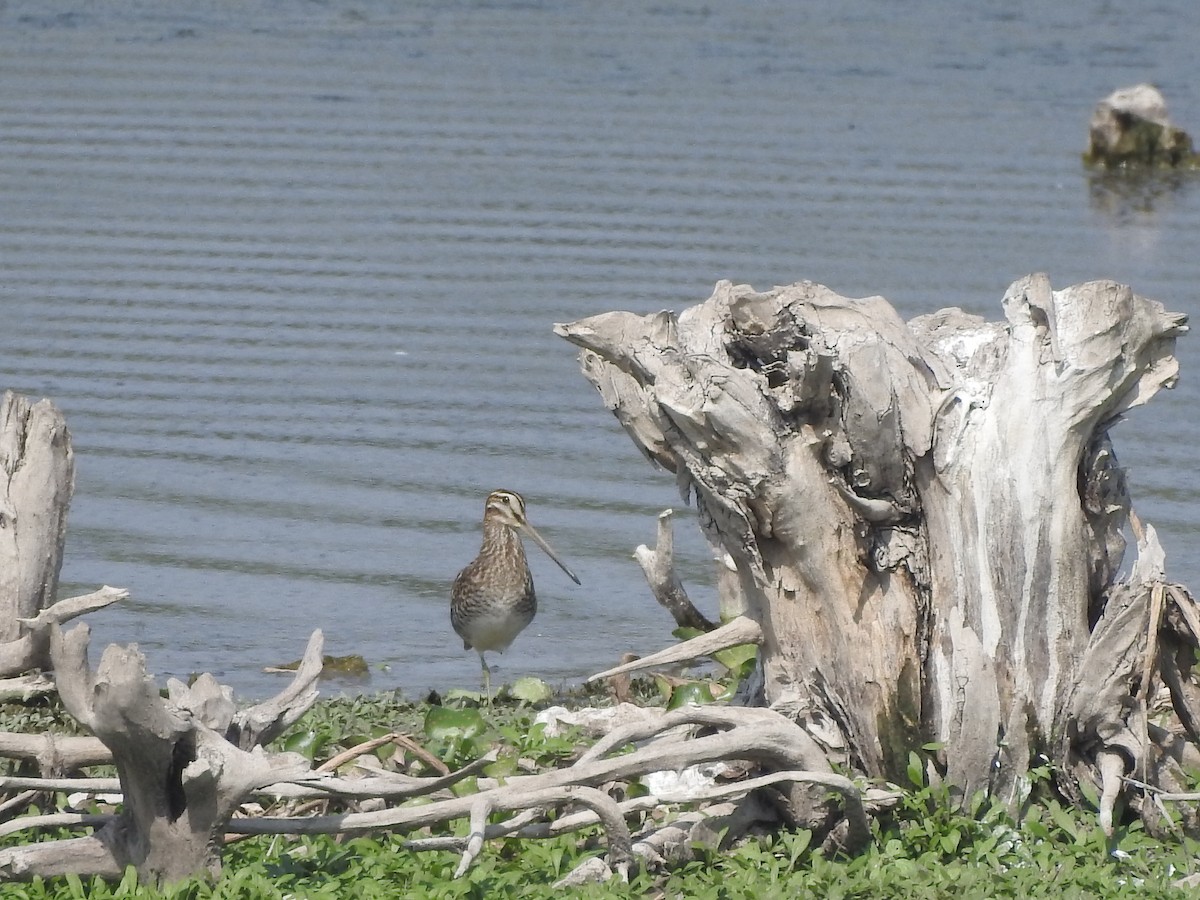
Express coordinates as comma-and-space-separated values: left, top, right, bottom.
0, 626, 325, 885
633, 509, 716, 632
0, 391, 75, 660
225, 705, 870, 872
556, 275, 1190, 810
0, 586, 128, 677
2, 706, 868, 881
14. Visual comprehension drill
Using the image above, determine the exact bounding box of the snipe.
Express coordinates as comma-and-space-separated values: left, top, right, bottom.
451, 489, 580, 700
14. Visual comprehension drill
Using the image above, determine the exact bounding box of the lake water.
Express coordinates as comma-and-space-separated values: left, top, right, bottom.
2, 0, 1199, 700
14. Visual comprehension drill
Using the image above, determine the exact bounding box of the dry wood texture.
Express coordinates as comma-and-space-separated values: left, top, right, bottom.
0, 391, 74, 651
0, 626, 324, 885
556, 274, 1193, 813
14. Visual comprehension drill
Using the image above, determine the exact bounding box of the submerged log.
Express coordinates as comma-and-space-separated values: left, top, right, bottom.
1084, 83, 1200, 169
556, 274, 1191, 815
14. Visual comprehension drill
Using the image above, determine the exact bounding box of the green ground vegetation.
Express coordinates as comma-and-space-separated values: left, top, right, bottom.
1, 683, 1198, 899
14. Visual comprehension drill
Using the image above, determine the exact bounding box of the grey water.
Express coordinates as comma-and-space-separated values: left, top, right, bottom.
1, 0, 1198, 701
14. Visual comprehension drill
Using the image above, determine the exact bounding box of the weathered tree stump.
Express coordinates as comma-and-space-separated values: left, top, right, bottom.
556, 274, 1196, 823
0, 391, 74, 660
0, 626, 323, 885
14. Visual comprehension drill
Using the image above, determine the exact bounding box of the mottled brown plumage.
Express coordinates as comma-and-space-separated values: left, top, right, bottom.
451, 490, 579, 699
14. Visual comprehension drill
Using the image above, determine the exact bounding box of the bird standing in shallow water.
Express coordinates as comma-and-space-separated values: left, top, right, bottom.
451, 489, 580, 700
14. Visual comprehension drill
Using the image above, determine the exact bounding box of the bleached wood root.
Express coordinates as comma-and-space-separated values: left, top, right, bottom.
0, 625, 325, 885
218, 704, 869, 875
229, 629, 324, 750
0, 586, 127, 677
0, 751, 500, 826
1098, 751, 1125, 836
17, 586, 128, 631
454, 785, 632, 879
0, 776, 120, 795
588, 616, 763, 683
634, 509, 716, 632
1, 704, 873, 879
559, 276, 1190, 809
0, 834, 124, 881
0, 812, 113, 839
0, 731, 111, 770
0, 673, 55, 703
1056, 519, 1200, 838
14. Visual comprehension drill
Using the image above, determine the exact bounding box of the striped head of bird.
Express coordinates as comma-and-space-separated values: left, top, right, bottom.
483, 490, 580, 585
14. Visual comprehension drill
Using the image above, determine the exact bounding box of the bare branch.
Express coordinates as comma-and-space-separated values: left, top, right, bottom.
0, 730, 110, 769
0, 813, 113, 839
17, 587, 127, 631
588, 616, 762, 683
230, 629, 324, 749
634, 510, 716, 632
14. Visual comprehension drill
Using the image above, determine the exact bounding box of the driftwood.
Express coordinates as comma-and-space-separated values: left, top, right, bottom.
1, 269, 1196, 883
0, 587, 127, 677
0, 626, 325, 885
634, 509, 716, 632
0, 389, 819, 886
224, 705, 870, 878
556, 274, 1195, 829
1084, 84, 1200, 169
0, 697, 867, 885
0, 391, 75, 662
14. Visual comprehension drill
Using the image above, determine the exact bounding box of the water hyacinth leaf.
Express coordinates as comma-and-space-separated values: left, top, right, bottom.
450, 776, 480, 798
423, 705, 487, 741
672, 626, 705, 642
653, 674, 674, 702
283, 729, 327, 761
484, 753, 519, 779
666, 680, 716, 709
712, 642, 757, 674
626, 779, 649, 799
510, 676, 552, 704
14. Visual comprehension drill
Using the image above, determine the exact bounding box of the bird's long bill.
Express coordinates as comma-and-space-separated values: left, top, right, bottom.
520, 522, 581, 585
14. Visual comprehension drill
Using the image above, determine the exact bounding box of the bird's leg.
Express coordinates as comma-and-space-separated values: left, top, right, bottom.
478, 651, 492, 707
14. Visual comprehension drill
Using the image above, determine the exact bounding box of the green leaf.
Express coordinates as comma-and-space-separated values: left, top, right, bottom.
423, 705, 487, 741
1046, 802, 1081, 841
1077, 777, 1099, 810
907, 751, 924, 788
667, 680, 715, 709
283, 729, 327, 760
787, 828, 812, 865
712, 642, 758, 673
483, 754, 519, 779
672, 626, 705, 642
510, 676, 552, 704
653, 674, 674, 701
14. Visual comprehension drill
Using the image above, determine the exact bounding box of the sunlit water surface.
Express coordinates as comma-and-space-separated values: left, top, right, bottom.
2, 1, 1198, 699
